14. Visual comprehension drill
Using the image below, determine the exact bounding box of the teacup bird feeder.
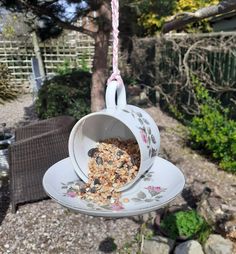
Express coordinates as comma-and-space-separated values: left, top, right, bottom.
43, 0, 185, 217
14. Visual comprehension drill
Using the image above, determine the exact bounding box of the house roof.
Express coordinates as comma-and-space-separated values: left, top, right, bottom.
210, 10, 236, 31
210, 10, 236, 22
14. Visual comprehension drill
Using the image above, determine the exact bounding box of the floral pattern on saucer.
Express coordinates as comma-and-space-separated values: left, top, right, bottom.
43, 157, 185, 217
61, 171, 166, 211
131, 186, 166, 203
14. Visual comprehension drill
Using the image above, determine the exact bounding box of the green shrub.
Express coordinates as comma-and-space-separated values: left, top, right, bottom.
55, 56, 90, 76
78, 52, 90, 72
160, 210, 211, 243
189, 79, 236, 173
55, 60, 71, 75
0, 63, 17, 104
35, 70, 91, 120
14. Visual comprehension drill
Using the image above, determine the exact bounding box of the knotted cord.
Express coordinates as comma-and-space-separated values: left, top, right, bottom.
107, 0, 124, 86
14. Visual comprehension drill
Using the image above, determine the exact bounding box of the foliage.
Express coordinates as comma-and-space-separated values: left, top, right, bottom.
0, 123, 12, 150
0, 12, 31, 39
137, 0, 177, 35
78, 52, 90, 72
189, 79, 236, 173
176, 0, 219, 12
36, 16, 62, 41
0, 1, 110, 38
55, 56, 90, 76
0, 143, 9, 150
160, 210, 211, 243
55, 60, 72, 75
0, 63, 17, 104
35, 70, 91, 120
134, 0, 219, 35
0, 133, 13, 150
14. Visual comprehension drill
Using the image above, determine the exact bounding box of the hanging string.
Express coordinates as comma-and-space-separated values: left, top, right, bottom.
107, 0, 124, 86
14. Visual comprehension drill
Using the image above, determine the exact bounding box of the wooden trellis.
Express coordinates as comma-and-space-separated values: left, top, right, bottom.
0, 32, 96, 89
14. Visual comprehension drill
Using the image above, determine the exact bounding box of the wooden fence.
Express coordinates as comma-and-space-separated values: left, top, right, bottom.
130, 32, 236, 115
131, 32, 236, 88
0, 31, 95, 89
157, 32, 236, 87
1, 31, 236, 93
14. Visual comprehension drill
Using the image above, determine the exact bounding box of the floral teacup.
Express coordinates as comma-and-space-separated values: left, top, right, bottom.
68, 80, 160, 191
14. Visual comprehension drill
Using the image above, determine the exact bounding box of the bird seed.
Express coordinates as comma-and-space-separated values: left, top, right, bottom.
77, 138, 140, 205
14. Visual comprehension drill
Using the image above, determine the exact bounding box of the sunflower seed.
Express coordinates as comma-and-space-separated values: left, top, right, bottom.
96, 156, 103, 165
108, 160, 113, 165
94, 178, 101, 185
90, 187, 97, 193
118, 161, 126, 168
88, 148, 99, 157
80, 187, 86, 194
116, 150, 124, 156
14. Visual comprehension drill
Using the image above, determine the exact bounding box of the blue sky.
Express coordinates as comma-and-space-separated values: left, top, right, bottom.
59, 0, 88, 20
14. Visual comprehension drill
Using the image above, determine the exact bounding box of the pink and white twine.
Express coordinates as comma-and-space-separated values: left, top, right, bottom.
107, 0, 124, 86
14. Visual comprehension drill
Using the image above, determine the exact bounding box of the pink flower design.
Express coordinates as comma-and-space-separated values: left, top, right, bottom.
140, 129, 148, 143
145, 186, 162, 193
111, 201, 124, 211
67, 191, 77, 198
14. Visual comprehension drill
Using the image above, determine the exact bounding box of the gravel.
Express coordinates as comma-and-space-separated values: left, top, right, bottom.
0, 93, 38, 131
0, 95, 235, 253
0, 201, 139, 253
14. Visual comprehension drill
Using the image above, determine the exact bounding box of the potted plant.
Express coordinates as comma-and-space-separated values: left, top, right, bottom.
0, 123, 14, 171
155, 207, 212, 243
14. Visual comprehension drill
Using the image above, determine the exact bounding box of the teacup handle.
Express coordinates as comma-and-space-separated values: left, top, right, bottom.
106, 80, 127, 109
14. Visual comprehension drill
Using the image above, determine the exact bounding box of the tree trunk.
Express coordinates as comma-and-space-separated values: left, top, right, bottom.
91, 31, 110, 112
91, 1, 111, 112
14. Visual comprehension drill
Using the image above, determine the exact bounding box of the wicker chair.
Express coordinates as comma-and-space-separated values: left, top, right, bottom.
9, 115, 76, 212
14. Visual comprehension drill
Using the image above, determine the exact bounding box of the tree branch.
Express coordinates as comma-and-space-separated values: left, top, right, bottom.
162, 0, 236, 33
20, 0, 97, 38
46, 15, 96, 38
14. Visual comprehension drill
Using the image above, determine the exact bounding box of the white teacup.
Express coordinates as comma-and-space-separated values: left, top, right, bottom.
68, 80, 160, 191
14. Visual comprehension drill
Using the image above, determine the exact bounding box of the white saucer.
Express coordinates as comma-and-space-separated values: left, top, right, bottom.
43, 157, 185, 217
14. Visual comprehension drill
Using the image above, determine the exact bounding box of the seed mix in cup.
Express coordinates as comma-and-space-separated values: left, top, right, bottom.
77, 138, 140, 205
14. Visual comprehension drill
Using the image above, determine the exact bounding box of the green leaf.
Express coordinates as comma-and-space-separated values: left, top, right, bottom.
151, 135, 156, 144
138, 118, 144, 125
148, 190, 159, 197
87, 203, 95, 208
131, 198, 142, 202
143, 119, 150, 125
122, 109, 130, 113
137, 191, 146, 199
145, 199, 153, 202
136, 112, 142, 117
